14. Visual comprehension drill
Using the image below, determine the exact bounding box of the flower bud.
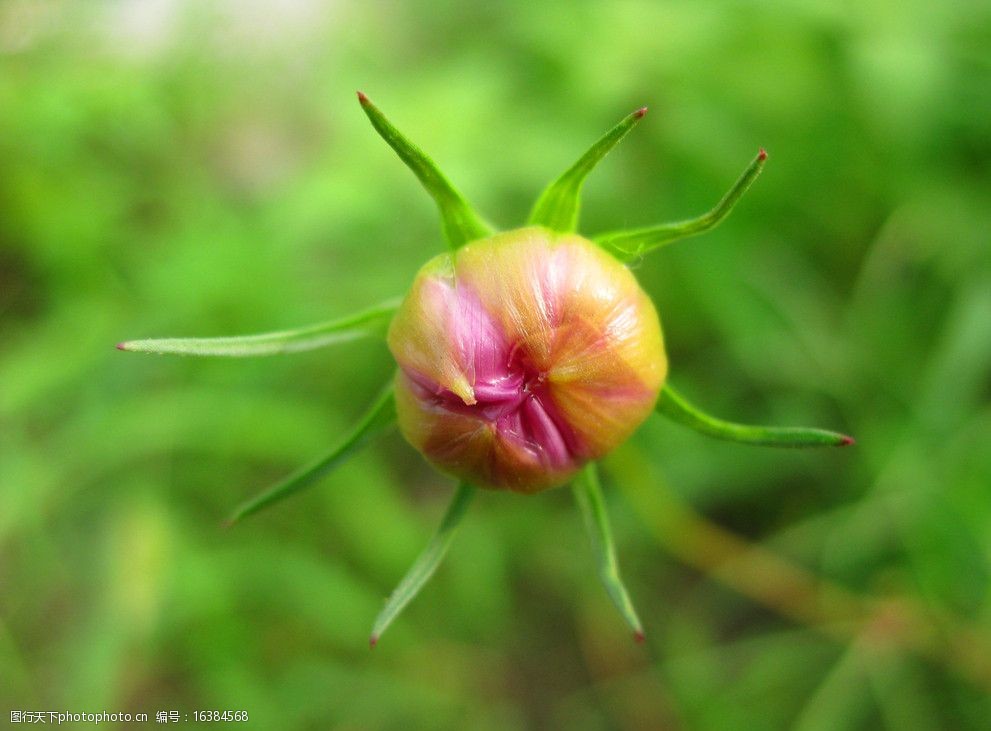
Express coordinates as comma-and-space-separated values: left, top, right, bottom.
388, 226, 667, 493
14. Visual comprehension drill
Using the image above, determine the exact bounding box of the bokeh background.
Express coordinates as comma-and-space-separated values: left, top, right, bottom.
2, 0, 990, 728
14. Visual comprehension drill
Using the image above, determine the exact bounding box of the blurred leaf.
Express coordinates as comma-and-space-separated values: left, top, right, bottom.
867, 650, 942, 731
792, 642, 874, 731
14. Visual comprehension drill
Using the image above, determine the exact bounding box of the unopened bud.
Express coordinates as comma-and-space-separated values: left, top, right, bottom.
388, 226, 667, 493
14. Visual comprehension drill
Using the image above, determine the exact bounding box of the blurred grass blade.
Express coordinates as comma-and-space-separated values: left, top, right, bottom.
597, 149, 767, 261
529, 107, 647, 232
357, 91, 492, 249
573, 463, 645, 643
117, 298, 400, 357
656, 383, 854, 448
226, 382, 396, 525
370, 482, 476, 648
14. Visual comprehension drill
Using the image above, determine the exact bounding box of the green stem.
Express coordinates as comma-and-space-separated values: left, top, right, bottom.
370, 482, 476, 648
573, 462, 645, 642
226, 382, 396, 525
656, 382, 854, 448
596, 149, 767, 261
528, 107, 647, 233
116, 298, 400, 357
357, 92, 492, 249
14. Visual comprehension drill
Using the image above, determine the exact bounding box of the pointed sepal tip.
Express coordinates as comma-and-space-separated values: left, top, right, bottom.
528, 105, 649, 232
355, 91, 491, 249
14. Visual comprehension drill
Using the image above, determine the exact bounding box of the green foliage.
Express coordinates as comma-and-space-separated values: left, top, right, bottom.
1, 1, 990, 729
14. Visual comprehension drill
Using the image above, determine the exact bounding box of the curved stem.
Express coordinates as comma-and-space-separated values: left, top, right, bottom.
117, 298, 400, 357
596, 149, 767, 261
357, 92, 492, 249
656, 383, 854, 448
528, 107, 648, 233
370, 482, 476, 648
573, 463, 645, 642
226, 381, 396, 525
606, 446, 991, 692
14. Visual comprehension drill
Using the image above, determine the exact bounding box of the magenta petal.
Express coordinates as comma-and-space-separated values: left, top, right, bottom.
518, 395, 571, 469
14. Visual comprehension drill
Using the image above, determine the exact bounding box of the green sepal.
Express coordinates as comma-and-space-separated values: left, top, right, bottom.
596, 149, 767, 261
116, 298, 400, 357
573, 462, 645, 643
226, 382, 397, 525
369, 482, 476, 648
357, 92, 492, 249
656, 383, 854, 448
528, 107, 647, 233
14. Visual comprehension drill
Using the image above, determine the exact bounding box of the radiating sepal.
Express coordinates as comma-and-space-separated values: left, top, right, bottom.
369, 482, 476, 648
116, 298, 400, 357
357, 91, 492, 250
529, 107, 647, 233
573, 462, 645, 642
596, 149, 767, 261
226, 381, 397, 525
656, 383, 854, 448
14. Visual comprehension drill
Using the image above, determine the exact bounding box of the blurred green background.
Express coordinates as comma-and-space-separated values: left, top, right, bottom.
2, 0, 990, 728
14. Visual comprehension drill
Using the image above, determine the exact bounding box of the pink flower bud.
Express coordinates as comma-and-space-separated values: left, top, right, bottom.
388, 226, 667, 493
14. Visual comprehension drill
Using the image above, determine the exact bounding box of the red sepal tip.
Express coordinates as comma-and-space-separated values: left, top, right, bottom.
369, 635, 378, 649
634, 106, 648, 119
356, 90, 369, 104
633, 630, 645, 644
115, 342, 126, 351
757, 148, 768, 161
839, 435, 856, 447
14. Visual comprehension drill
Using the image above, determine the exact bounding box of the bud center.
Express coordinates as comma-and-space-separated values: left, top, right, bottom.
406, 341, 577, 470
